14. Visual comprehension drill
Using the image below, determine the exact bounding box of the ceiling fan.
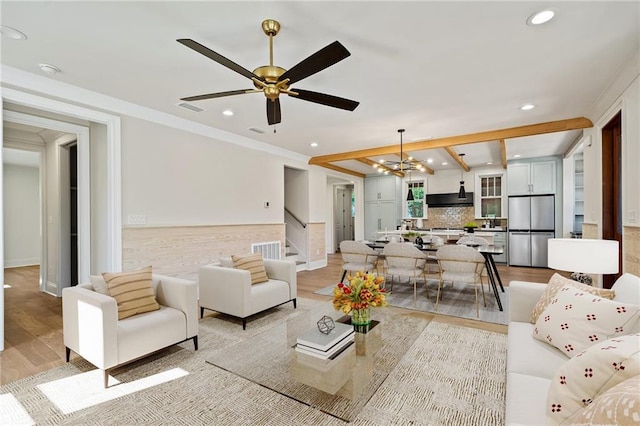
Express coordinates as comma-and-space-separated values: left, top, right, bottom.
177, 19, 359, 126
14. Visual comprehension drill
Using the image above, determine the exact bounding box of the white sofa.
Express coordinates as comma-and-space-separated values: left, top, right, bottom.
198, 258, 297, 329
63, 274, 198, 387
505, 273, 640, 425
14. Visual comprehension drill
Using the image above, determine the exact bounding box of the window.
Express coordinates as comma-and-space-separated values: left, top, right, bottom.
405, 181, 425, 219
480, 175, 502, 217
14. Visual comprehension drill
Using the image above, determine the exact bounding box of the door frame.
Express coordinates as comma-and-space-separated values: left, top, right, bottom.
1, 88, 122, 351
4, 110, 90, 294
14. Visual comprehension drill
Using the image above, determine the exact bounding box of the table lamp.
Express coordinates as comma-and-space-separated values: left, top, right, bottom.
547, 238, 619, 284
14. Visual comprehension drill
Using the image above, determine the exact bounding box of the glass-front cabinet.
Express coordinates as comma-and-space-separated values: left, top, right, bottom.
474, 172, 506, 219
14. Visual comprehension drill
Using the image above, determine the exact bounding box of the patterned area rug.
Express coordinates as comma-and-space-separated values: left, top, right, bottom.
0, 298, 507, 425
315, 279, 509, 325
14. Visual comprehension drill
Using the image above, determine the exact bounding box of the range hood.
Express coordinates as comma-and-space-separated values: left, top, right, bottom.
426, 192, 474, 207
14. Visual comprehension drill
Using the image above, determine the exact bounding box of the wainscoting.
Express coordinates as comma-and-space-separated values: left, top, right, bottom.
308, 222, 326, 263
624, 225, 640, 276
122, 224, 285, 278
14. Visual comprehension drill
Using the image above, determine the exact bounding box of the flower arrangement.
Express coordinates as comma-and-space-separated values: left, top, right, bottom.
332, 272, 388, 315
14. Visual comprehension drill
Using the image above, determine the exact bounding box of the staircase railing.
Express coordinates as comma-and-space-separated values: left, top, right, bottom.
284, 207, 307, 228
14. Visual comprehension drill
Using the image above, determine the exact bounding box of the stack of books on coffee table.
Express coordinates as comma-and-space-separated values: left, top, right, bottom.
295, 322, 355, 360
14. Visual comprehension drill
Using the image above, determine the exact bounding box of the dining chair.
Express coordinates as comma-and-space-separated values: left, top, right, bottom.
383, 242, 429, 302
456, 236, 490, 280
435, 245, 487, 318
339, 240, 380, 283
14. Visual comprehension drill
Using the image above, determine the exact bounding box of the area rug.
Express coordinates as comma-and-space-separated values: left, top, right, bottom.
315, 279, 509, 325
0, 298, 507, 425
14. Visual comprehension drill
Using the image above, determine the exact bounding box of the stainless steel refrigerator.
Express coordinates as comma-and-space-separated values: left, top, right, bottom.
508, 194, 555, 267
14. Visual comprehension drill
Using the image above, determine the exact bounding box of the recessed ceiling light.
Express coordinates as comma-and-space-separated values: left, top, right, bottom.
442, 162, 448, 166
527, 9, 556, 26
520, 104, 535, 111
310, 142, 318, 147
513, 154, 521, 158
39, 63, 60, 75
487, 162, 494, 165
1, 25, 27, 40
222, 109, 234, 116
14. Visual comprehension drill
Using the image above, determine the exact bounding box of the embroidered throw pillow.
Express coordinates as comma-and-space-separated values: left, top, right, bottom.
569, 375, 640, 425
546, 334, 640, 424
231, 253, 269, 285
103, 266, 160, 320
530, 273, 615, 324
533, 285, 640, 357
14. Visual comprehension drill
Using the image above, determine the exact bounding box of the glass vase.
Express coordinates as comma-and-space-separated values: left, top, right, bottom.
351, 307, 371, 333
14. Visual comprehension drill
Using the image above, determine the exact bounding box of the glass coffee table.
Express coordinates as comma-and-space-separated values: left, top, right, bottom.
206, 302, 429, 422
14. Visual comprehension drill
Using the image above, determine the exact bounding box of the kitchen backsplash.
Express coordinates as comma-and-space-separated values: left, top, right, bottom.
405, 207, 508, 229
423, 206, 476, 228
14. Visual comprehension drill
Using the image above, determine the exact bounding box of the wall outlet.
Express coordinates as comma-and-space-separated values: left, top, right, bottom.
128, 214, 147, 225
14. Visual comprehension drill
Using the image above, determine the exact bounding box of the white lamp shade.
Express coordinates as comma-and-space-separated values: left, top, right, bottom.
547, 238, 619, 274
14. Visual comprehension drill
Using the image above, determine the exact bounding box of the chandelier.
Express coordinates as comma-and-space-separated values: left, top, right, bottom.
371, 129, 431, 201
372, 129, 429, 175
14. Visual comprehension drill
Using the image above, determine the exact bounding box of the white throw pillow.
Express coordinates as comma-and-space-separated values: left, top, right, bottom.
546, 333, 640, 424
533, 284, 640, 357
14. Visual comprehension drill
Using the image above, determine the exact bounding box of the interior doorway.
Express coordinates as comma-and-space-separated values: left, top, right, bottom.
601, 111, 622, 288
335, 186, 354, 251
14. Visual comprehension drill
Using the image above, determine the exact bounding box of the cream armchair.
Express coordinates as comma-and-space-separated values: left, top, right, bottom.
62, 274, 198, 387
198, 258, 297, 329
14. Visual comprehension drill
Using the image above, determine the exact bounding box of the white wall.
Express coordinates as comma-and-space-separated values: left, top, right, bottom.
3, 164, 40, 267
284, 167, 309, 222
120, 116, 288, 226
426, 169, 473, 194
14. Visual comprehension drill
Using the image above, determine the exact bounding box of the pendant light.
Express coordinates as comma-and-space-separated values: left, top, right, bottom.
458, 153, 466, 199
398, 129, 415, 201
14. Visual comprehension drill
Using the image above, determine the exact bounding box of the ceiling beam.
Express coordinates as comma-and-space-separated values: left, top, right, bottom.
308, 117, 593, 165
315, 163, 366, 178
500, 139, 507, 169
444, 146, 470, 172
355, 158, 404, 177
563, 131, 586, 158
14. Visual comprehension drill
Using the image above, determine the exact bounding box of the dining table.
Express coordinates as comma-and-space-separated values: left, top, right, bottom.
366, 241, 505, 311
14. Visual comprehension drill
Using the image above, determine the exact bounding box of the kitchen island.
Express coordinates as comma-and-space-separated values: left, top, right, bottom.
377, 229, 496, 244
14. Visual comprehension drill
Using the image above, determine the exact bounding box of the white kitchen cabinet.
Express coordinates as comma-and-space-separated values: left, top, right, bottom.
507, 160, 556, 195
364, 201, 396, 240
364, 175, 397, 201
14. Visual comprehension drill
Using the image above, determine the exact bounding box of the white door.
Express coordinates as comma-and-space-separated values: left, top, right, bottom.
336, 188, 346, 250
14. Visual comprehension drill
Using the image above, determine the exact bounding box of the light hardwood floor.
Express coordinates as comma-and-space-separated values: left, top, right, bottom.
1, 256, 557, 385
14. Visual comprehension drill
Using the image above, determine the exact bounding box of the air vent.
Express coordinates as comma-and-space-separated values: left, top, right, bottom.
176, 102, 204, 112
249, 127, 265, 134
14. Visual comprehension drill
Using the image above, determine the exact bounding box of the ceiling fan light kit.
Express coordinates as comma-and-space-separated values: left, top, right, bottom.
177, 19, 359, 125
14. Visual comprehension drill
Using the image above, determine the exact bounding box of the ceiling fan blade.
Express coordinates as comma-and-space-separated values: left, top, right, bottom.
290, 89, 359, 111
266, 98, 281, 125
180, 89, 255, 102
278, 41, 350, 85
177, 39, 260, 81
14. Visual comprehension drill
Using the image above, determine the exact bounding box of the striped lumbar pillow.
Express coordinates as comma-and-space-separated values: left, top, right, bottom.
103, 266, 160, 320
232, 253, 269, 285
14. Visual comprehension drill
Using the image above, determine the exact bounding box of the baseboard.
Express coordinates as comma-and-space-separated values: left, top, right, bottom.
307, 259, 328, 271
4, 259, 40, 268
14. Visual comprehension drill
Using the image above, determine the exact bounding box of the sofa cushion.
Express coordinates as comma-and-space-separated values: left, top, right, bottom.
507, 321, 568, 379
569, 374, 640, 425
546, 333, 640, 424
530, 273, 615, 324
232, 253, 269, 285
533, 285, 640, 358
505, 372, 551, 426
103, 266, 160, 320
89, 275, 110, 295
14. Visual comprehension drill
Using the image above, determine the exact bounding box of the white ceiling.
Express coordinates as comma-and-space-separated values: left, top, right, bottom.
1, 1, 638, 175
